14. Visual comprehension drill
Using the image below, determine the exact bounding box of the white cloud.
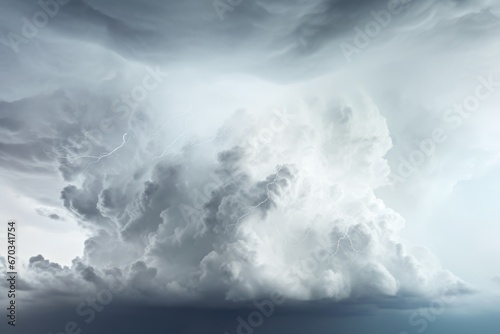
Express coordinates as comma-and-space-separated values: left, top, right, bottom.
1, 0, 497, 311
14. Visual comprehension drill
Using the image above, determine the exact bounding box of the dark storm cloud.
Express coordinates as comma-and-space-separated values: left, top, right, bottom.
119, 163, 182, 241
1, 0, 499, 90
1, 1, 499, 332
62, 183, 104, 221
29, 254, 64, 272
203, 146, 292, 234
0, 0, 422, 80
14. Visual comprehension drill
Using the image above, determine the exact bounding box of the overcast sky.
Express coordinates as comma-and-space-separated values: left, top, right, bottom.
0, 0, 499, 333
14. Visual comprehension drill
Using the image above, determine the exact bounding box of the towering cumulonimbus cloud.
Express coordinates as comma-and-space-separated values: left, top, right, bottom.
2, 0, 498, 316
4, 79, 471, 307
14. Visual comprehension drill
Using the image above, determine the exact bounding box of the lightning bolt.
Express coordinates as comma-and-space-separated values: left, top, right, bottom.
152, 113, 194, 161
327, 207, 368, 261
84, 133, 128, 167
278, 226, 313, 249
218, 165, 285, 236
40, 132, 128, 170
152, 129, 189, 160
67, 132, 129, 175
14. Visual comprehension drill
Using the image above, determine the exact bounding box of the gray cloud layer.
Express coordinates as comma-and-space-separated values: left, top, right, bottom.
1, 0, 498, 322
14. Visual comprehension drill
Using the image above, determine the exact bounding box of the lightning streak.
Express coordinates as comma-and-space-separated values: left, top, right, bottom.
219, 165, 285, 236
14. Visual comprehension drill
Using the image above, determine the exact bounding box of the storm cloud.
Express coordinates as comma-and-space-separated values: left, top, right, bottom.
1, 0, 499, 333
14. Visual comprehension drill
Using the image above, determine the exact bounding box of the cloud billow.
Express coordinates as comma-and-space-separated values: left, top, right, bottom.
1, 0, 496, 323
